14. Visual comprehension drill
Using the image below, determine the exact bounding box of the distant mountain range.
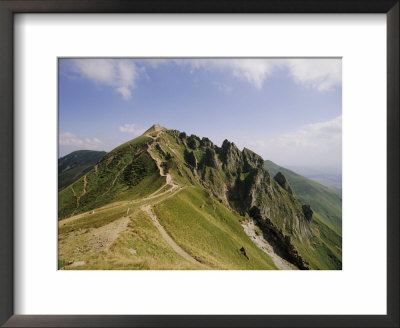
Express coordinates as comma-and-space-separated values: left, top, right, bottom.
58, 125, 341, 270
58, 150, 106, 191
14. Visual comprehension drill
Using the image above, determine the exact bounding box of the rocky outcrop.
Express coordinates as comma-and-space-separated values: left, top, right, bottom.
302, 204, 313, 221
200, 137, 213, 148
187, 135, 200, 150
220, 139, 242, 173
184, 149, 197, 168
155, 144, 166, 157
162, 128, 314, 269
249, 206, 311, 270
242, 147, 264, 170
203, 148, 220, 169
274, 172, 293, 194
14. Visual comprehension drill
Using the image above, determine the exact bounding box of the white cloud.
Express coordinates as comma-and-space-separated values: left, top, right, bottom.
71, 59, 140, 100
276, 115, 342, 148
176, 59, 275, 89
68, 58, 341, 96
59, 132, 103, 149
119, 123, 145, 135
286, 59, 342, 91
173, 58, 341, 91
116, 87, 132, 100
235, 115, 342, 170
230, 60, 274, 89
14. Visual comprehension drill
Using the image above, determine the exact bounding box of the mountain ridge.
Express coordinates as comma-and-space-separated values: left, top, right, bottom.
58, 125, 341, 270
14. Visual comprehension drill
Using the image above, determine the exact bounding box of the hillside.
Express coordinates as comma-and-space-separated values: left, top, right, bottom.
264, 160, 342, 234
58, 150, 106, 191
285, 166, 342, 194
58, 125, 341, 270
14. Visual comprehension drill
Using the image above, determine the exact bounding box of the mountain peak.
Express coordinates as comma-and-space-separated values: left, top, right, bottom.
144, 123, 166, 134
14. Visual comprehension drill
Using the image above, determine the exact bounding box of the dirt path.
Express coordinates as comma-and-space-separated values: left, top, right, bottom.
241, 219, 296, 270
144, 126, 163, 140
141, 205, 205, 267
145, 134, 179, 198
141, 136, 207, 267
81, 175, 87, 196
59, 183, 183, 227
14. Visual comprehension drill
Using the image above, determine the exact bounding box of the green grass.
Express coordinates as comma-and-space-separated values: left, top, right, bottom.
61, 210, 202, 270
154, 186, 277, 269
58, 150, 106, 191
59, 206, 130, 234
264, 160, 342, 234
107, 135, 151, 154
157, 183, 173, 194
58, 137, 163, 219
58, 259, 67, 269
292, 212, 342, 270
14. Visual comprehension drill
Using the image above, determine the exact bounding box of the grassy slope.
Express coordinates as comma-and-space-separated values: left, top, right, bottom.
58, 150, 106, 191
58, 135, 165, 219
154, 187, 277, 269
59, 208, 203, 270
264, 160, 342, 234
59, 187, 277, 269
293, 213, 342, 270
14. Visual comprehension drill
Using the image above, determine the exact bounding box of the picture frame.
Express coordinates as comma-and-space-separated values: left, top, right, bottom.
0, 0, 398, 327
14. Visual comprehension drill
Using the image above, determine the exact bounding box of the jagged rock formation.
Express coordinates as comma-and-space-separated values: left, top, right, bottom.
203, 148, 219, 169
168, 129, 314, 268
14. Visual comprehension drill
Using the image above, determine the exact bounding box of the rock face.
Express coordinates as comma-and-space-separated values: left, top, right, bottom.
187, 135, 200, 150
220, 139, 242, 173
302, 204, 313, 221
274, 172, 293, 194
204, 148, 220, 169
184, 149, 198, 168
242, 148, 264, 170
200, 137, 213, 148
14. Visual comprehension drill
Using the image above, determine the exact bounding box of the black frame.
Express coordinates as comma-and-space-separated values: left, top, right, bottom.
0, 0, 398, 327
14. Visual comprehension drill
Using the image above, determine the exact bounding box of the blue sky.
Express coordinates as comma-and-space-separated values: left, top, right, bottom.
59, 58, 342, 173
